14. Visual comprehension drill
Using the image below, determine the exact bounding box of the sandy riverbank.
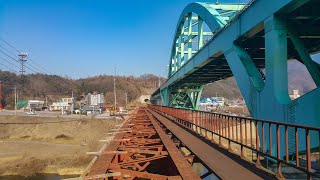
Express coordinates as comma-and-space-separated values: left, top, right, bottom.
0, 115, 121, 177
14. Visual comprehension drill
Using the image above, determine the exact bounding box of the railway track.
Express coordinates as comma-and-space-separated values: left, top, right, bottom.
84, 106, 277, 180
84, 107, 199, 180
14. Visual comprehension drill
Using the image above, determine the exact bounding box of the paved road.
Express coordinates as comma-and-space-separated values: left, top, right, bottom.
0, 110, 116, 119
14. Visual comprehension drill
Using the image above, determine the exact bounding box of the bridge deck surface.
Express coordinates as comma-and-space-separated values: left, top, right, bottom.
149, 109, 276, 180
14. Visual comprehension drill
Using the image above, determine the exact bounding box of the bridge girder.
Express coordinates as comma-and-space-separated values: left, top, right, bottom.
168, 2, 245, 78
151, 0, 320, 157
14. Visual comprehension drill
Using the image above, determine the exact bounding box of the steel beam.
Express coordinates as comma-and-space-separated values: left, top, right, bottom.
152, 1, 320, 147
288, 28, 320, 86
198, 16, 204, 49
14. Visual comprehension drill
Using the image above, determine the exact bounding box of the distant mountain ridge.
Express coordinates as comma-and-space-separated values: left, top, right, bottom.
0, 59, 316, 109
0, 72, 164, 109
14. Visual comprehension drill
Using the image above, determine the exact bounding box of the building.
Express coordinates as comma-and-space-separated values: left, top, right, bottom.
198, 97, 222, 111
49, 97, 75, 111
290, 90, 300, 100
27, 100, 45, 111
62, 98, 74, 104
82, 105, 102, 114
86, 93, 105, 106
17, 100, 28, 109
81, 93, 105, 114
49, 102, 70, 111
212, 97, 225, 107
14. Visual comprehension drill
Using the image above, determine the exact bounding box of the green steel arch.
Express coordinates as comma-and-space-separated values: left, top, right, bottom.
152, 0, 320, 156
168, 2, 245, 78
165, 2, 245, 109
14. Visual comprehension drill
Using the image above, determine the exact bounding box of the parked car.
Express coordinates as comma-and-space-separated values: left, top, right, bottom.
26, 111, 36, 115
63, 110, 71, 115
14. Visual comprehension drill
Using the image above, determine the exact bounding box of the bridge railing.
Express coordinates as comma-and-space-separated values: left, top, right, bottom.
148, 105, 320, 179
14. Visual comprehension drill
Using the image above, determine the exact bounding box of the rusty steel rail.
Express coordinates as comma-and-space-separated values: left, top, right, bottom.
85, 107, 199, 180
148, 105, 320, 179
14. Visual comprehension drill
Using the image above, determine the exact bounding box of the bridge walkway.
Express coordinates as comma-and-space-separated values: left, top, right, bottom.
149, 109, 277, 180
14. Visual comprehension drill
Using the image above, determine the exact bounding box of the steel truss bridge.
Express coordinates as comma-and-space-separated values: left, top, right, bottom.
151, 0, 320, 128
84, 106, 320, 179
146, 0, 320, 178
81, 0, 320, 179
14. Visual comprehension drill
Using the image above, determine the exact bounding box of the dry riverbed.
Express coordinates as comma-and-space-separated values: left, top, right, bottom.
0, 115, 121, 177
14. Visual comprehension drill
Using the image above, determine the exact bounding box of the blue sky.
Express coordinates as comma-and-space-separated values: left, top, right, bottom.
7, 0, 318, 79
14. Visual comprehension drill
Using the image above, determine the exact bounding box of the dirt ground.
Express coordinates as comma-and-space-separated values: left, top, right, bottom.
0, 115, 122, 177
214, 106, 250, 117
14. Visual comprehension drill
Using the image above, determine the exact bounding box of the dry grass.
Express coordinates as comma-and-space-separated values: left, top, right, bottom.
0, 116, 119, 144
87, 138, 101, 152
6, 155, 47, 177
4, 154, 92, 177
215, 106, 250, 117
0, 115, 122, 176
55, 134, 73, 140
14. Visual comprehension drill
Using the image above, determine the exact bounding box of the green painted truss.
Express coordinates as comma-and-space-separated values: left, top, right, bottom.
151, 0, 320, 155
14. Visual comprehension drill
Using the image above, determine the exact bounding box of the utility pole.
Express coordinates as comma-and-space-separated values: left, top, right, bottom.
15, 86, 17, 115
0, 81, 2, 111
158, 74, 161, 88
71, 91, 74, 114
80, 101, 82, 119
125, 92, 128, 110
113, 66, 117, 112
17, 93, 18, 109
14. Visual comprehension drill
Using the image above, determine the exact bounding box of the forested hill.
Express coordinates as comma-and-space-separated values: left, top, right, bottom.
0, 60, 316, 109
0, 72, 164, 109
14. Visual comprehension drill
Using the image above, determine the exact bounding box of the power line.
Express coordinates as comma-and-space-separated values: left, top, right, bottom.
0, 49, 39, 74
0, 47, 38, 74
0, 44, 46, 74
0, 37, 20, 52
0, 56, 34, 84
0, 37, 73, 95
0, 37, 52, 75
0, 47, 45, 74
0, 49, 19, 63
26, 61, 45, 74
0, 36, 74, 94
0, 44, 19, 57
0, 56, 20, 70
0, 61, 19, 73
28, 57, 53, 74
